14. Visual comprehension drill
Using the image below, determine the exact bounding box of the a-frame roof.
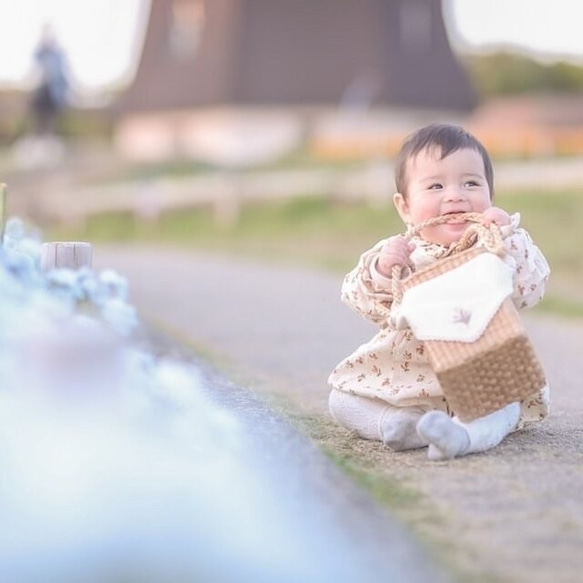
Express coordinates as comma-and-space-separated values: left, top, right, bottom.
120, 0, 476, 112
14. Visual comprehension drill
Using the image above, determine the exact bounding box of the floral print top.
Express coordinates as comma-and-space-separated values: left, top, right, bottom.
328, 214, 551, 427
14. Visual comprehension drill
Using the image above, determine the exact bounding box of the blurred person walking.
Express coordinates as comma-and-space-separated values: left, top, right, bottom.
30, 26, 69, 136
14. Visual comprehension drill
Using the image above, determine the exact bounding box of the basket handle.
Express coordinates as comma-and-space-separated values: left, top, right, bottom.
390, 212, 505, 305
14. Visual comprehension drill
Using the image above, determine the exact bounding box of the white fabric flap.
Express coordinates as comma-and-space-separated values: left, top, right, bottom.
392, 253, 514, 342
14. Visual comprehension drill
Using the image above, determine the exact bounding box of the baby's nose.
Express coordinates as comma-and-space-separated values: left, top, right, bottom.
444, 188, 465, 201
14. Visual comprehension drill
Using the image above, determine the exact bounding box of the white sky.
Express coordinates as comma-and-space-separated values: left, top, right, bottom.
445, 0, 583, 62
0, 0, 582, 94
0, 0, 149, 93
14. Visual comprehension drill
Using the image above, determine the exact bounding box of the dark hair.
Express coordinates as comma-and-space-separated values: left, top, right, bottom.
394, 123, 494, 197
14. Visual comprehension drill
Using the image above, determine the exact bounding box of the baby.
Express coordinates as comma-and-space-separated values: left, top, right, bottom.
328, 123, 550, 460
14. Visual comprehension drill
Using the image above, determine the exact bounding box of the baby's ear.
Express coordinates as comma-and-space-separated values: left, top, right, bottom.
393, 192, 410, 223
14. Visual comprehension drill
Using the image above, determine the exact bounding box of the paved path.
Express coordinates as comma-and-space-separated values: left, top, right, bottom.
96, 245, 583, 583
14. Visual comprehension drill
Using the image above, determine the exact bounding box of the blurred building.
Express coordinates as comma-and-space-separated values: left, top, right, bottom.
115, 0, 477, 164
468, 94, 583, 158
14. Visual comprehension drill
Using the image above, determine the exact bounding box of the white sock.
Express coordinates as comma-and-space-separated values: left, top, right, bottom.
380, 408, 428, 451
417, 402, 521, 461
416, 411, 470, 460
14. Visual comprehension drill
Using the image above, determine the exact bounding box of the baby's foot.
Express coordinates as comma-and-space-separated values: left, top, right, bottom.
381, 410, 428, 451
416, 411, 470, 461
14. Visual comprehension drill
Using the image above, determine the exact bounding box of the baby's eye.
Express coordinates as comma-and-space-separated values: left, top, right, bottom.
464, 180, 479, 187
428, 183, 443, 190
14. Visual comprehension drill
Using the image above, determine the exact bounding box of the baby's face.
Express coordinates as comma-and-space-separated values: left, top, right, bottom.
394, 147, 491, 246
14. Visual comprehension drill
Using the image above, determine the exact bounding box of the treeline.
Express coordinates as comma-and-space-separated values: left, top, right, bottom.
462, 52, 583, 96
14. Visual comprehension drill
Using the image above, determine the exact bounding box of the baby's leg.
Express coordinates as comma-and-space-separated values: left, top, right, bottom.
416, 402, 520, 461
328, 389, 428, 450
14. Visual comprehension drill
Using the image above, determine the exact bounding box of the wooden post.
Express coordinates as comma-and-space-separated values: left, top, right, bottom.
0, 183, 6, 247
41, 242, 93, 272
213, 173, 241, 229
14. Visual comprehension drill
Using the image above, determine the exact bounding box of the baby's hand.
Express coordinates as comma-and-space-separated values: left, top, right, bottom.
377, 235, 414, 277
482, 206, 511, 227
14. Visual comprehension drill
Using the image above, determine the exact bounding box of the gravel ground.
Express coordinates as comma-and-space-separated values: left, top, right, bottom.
96, 244, 583, 583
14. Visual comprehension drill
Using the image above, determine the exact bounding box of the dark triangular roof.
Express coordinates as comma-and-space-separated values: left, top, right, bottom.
120, 0, 476, 112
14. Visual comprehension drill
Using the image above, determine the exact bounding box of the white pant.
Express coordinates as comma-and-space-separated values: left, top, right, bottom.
328, 388, 427, 441
328, 389, 520, 454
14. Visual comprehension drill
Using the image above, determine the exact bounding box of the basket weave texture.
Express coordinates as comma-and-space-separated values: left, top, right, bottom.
401, 246, 546, 422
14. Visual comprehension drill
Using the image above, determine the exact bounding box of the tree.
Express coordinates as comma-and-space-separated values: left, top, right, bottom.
462, 51, 583, 96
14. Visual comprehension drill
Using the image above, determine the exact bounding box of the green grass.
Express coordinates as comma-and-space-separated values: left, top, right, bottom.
51, 189, 583, 317
499, 190, 583, 275
538, 295, 583, 318
324, 447, 424, 506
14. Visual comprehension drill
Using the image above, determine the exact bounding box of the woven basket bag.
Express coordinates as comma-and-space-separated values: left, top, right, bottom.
390, 214, 546, 422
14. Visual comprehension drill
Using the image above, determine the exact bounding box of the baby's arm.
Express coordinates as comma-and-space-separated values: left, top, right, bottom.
341, 238, 413, 324
500, 213, 551, 309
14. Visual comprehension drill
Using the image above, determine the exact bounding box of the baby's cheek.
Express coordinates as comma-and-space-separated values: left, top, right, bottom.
474, 194, 492, 213
413, 208, 438, 223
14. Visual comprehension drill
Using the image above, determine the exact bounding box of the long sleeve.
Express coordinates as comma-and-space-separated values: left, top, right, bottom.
340, 239, 398, 324
499, 213, 550, 310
